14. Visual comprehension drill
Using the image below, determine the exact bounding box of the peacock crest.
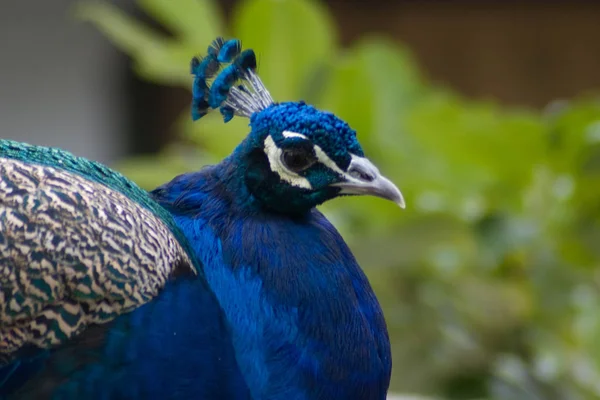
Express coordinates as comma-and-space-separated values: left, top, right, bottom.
190, 37, 274, 122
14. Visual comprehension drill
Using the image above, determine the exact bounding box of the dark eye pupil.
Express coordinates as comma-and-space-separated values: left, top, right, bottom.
281, 149, 314, 172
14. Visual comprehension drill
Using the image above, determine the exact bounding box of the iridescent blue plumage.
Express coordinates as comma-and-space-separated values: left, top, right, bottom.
152, 158, 392, 399
1, 37, 404, 399
191, 39, 268, 122
190, 38, 226, 120
2, 278, 251, 399
217, 39, 242, 63
209, 64, 241, 109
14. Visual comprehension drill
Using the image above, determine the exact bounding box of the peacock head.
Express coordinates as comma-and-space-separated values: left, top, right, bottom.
191, 38, 404, 214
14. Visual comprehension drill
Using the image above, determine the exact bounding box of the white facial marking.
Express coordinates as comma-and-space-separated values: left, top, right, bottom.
263, 135, 312, 189
282, 131, 308, 140
313, 145, 345, 176
285, 131, 347, 175
264, 131, 369, 190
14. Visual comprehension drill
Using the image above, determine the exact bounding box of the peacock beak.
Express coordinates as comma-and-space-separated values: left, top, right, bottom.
331, 155, 405, 208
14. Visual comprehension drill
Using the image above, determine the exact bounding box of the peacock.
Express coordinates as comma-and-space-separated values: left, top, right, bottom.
0, 37, 405, 399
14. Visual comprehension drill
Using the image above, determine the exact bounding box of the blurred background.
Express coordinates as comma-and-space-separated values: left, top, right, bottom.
2, 0, 600, 399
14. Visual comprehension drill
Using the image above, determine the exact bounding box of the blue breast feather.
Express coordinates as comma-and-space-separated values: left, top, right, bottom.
152, 159, 392, 400
1, 277, 251, 399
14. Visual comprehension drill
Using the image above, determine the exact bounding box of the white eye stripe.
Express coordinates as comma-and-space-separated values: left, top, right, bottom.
283, 131, 346, 175
282, 131, 308, 140
313, 145, 345, 176
263, 131, 353, 189
263, 135, 312, 189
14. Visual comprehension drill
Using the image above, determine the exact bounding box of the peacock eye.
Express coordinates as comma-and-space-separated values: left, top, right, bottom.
281, 148, 317, 173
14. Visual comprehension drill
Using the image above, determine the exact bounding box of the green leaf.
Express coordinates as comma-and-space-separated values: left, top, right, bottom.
138, 0, 223, 45
546, 97, 600, 174
318, 36, 425, 168
232, 0, 336, 101
75, 2, 197, 86
75, 2, 164, 53
113, 146, 212, 190
318, 46, 375, 147
178, 111, 249, 159
403, 93, 547, 214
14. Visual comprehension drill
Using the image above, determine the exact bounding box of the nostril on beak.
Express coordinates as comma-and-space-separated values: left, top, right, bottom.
348, 166, 376, 182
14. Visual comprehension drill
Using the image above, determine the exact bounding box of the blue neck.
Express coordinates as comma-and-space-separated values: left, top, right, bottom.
152, 157, 391, 400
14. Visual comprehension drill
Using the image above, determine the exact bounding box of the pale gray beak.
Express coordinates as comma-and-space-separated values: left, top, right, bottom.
331, 155, 405, 208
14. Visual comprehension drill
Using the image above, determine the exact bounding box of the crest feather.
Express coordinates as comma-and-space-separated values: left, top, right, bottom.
190, 37, 274, 122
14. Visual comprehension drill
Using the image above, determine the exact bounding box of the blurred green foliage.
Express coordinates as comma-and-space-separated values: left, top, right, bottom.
77, 0, 600, 398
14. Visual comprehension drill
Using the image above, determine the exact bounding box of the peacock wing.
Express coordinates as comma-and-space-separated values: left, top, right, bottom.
0, 145, 194, 365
